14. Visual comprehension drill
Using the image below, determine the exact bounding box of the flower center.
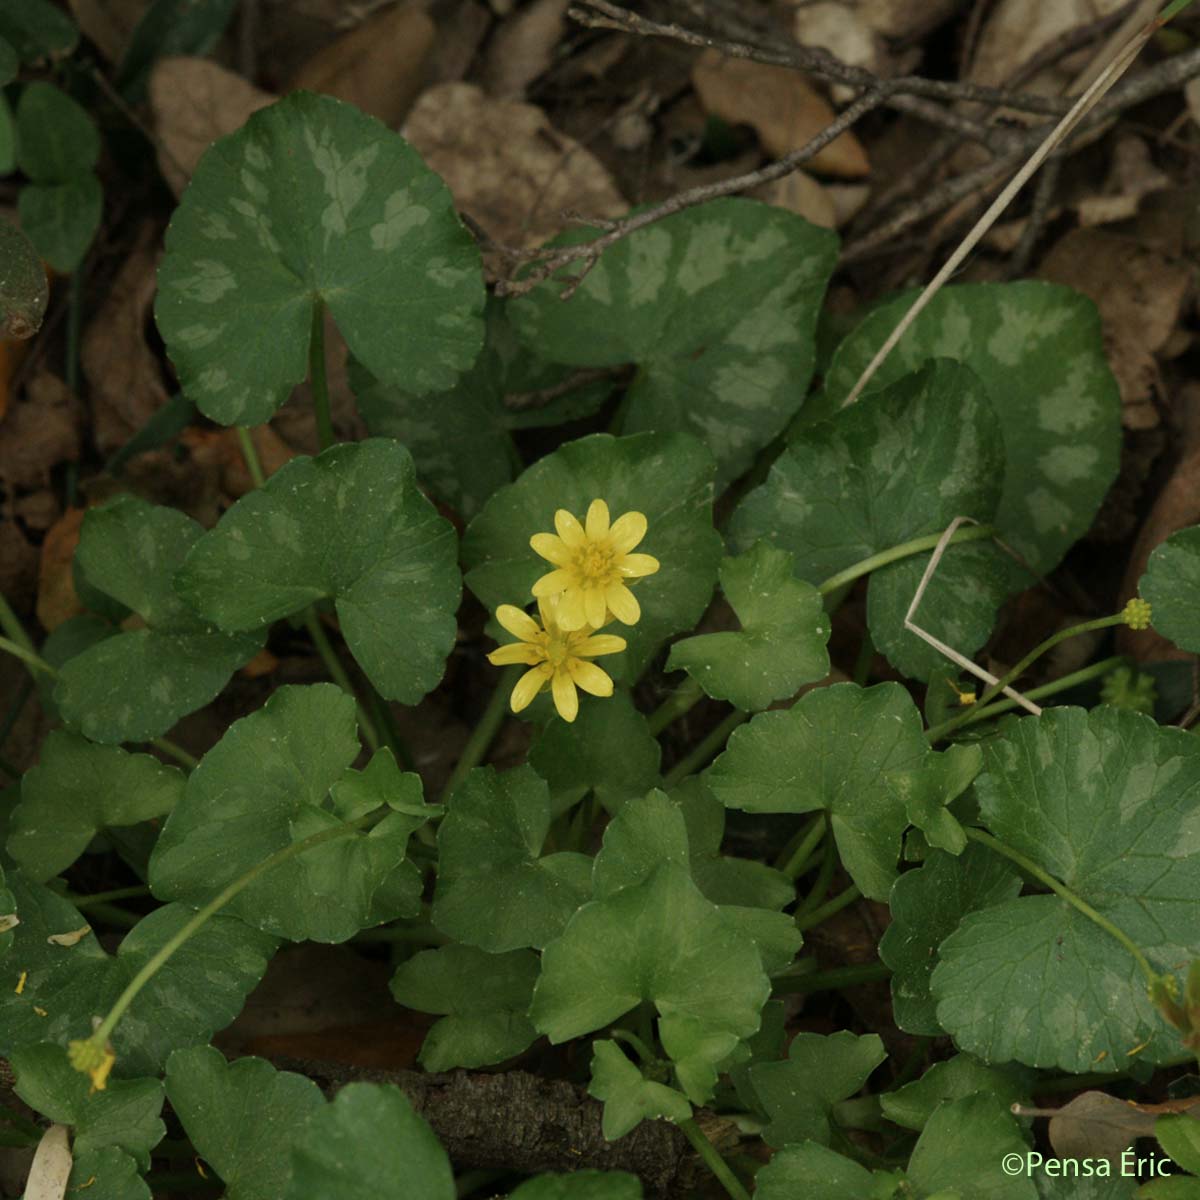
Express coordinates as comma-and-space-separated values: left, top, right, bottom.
577, 543, 615, 586
545, 633, 571, 668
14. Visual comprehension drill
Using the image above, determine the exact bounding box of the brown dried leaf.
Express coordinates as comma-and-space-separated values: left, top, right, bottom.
149, 57, 277, 196
0, 338, 30, 422
36, 507, 86, 633
68, 0, 147, 64
403, 82, 626, 250
481, 0, 567, 99
755, 171, 836, 229
179, 423, 297, 499
290, 4, 435, 127
1046, 1092, 1157, 1163
0, 372, 82, 490
0, 520, 38, 614
80, 228, 169, 455
1037, 228, 1191, 430
691, 50, 870, 178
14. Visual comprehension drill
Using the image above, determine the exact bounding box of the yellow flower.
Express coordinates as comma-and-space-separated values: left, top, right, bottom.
530, 498, 659, 631
68, 1036, 115, 1092
487, 594, 626, 722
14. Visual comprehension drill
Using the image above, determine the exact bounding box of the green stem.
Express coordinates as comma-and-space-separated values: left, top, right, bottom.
441, 667, 517, 803
926, 655, 1125, 743
0, 591, 37, 658
303, 609, 379, 752
235, 426, 267, 488
309, 300, 334, 452
932, 613, 1126, 742
965, 826, 1157, 986
772, 960, 891, 995
796, 883, 861, 932
151, 737, 199, 769
67, 885, 152, 907
832, 1094, 883, 1131
796, 837, 837, 915
662, 710, 747, 788
610, 1028, 657, 1067
91, 811, 378, 1049
780, 814, 827, 879
0, 635, 54, 678
816, 525, 996, 597
852, 631, 874, 687
0, 676, 32, 748
72, 899, 140, 928
648, 677, 704, 735
679, 1118, 751, 1200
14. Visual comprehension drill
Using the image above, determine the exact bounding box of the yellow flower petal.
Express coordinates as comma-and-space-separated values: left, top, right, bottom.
585, 498, 610, 540
617, 552, 659, 579
530, 532, 572, 567
554, 509, 586, 548
609, 511, 647, 554
488, 643, 544, 666
552, 670, 579, 721
573, 633, 627, 657
495, 604, 542, 642
584, 587, 608, 630
568, 659, 614, 697
511, 665, 550, 712
556, 589, 588, 631
532, 568, 573, 597
606, 582, 641, 625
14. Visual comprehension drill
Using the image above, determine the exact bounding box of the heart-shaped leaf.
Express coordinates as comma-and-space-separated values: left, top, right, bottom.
1140, 525, 1200, 654
932, 707, 1200, 1072
822, 281, 1120, 574
155, 90, 484, 425
731, 358, 1015, 680
666, 542, 830, 710
704, 683, 928, 901
150, 684, 425, 942
55, 495, 264, 743
8, 733, 184, 882
175, 439, 460, 704
509, 199, 838, 488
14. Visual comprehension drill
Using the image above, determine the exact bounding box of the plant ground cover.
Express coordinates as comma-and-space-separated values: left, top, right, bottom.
3, 2, 1200, 1198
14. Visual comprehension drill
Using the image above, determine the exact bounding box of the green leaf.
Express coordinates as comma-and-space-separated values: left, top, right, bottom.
530, 862, 769, 1045
117, 0, 238, 101
70, 1148, 150, 1200
748, 1031, 886, 1147
508, 1172, 644, 1200
886, 743, 983, 857
1156, 1114, 1200, 1176
433, 765, 591, 951
879, 843, 1021, 1036
666, 542, 830, 711
822, 281, 1121, 573
463, 431, 722, 680
165, 1046, 324, 1200
509, 199, 838, 488
54, 495, 265, 743
0, 2, 77, 62
16, 83, 98, 181
731, 358, 1014, 680
0, 35, 17, 84
1139, 1178, 1200, 1200
284, 1083, 455, 1200
1140, 526, 1200, 653
0, 215, 49, 338
591, 790, 688, 898
674, 779, 794, 910
7, 732, 184, 882
529, 690, 662, 812
933, 707, 1200, 1072
329, 747, 433, 822
0, 864, 14, 962
12, 1042, 164, 1169
586, 1040, 691, 1140
155, 91, 484, 425
753, 1142, 877, 1200
1039, 1175, 1138, 1199
0, 871, 276, 1076
150, 684, 422, 942
389, 944, 540, 1070
881, 1054, 1033, 1132
19, 174, 101, 273
704, 682, 928, 901
175, 439, 460, 704
907, 1094, 1037, 1200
